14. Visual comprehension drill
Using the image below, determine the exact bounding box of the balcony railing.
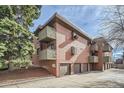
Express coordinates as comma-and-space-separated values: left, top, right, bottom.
88, 56, 98, 63
39, 49, 56, 60
103, 45, 111, 52
90, 44, 98, 51
38, 26, 56, 42
104, 56, 111, 62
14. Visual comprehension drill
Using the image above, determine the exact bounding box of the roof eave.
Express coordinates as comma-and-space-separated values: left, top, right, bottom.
34, 13, 92, 40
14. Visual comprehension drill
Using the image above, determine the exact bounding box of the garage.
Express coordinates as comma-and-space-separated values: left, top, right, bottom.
82, 63, 88, 72
74, 64, 81, 74
89, 64, 93, 71
60, 64, 71, 76
89, 64, 96, 71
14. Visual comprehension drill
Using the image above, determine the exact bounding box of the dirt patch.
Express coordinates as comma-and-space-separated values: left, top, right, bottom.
0, 67, 51, 83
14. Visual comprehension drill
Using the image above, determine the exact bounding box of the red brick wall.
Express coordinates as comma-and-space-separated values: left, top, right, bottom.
32, 21, 112, 76
55, 22, 90, 76
38, 60, 56, 76
95, 49, 104, 70
55, 22, 90, 63
94, 40, 112, 71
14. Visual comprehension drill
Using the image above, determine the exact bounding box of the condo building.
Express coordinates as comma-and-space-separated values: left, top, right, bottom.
32, 13, 113, 77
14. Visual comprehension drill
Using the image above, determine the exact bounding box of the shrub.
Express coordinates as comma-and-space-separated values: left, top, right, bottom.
11, 58, 31, 69
0, 59, 8, 69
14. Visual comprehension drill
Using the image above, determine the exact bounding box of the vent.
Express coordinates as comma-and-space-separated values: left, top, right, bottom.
72, 32, 78, 40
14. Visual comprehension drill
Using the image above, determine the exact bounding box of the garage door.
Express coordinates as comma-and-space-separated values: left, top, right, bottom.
74, 64, 81, 74
104, 63, 107, 70
89, 64, 95, 71
60, 64, 70, 76
82, 63, 88, 72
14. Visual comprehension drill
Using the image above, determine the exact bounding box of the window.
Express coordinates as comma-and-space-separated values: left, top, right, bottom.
71, 46, 77, 55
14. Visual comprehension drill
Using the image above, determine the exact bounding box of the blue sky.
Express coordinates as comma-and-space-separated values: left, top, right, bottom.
29, 5, 122, 60
30, 5, 105, 38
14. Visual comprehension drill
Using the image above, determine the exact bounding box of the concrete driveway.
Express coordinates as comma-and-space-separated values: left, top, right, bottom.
1, 68, 124, 88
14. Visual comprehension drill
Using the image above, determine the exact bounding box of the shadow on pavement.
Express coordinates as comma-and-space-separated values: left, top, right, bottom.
82, 80, 124, 88
109, 69, 124, 74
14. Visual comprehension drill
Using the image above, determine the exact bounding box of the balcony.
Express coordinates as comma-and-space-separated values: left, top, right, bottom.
39, 49, 56, 60
88, 56, 98, 63
104, 56, 111, 62
103, 45, 111, 52
38, 26, 56, 42
90, 44, 98, 52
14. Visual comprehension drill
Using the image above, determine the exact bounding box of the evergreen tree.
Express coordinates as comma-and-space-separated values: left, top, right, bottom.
0, 5, 41, 69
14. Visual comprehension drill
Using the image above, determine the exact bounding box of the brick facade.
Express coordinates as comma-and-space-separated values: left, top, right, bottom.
32, 13, 113, 77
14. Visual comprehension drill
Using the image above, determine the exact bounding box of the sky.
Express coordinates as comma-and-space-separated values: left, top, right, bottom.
30, 5, 105, 37
29, 5, 122, 60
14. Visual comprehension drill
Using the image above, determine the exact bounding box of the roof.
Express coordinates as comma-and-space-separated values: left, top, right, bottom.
94, 37, 113, 49
34, 13, 92, 41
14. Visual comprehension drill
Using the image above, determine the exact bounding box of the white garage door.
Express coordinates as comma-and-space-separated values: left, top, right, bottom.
74, 64, 81, 74
82, 63, 88, 72
60, 64, 70, 76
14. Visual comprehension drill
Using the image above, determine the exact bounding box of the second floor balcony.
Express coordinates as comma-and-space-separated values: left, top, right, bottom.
88, 56, 98, 63
104, 56, 111, 63
39, 49, 56, 60
38, 26, 56, 42
103, 45, 111, 52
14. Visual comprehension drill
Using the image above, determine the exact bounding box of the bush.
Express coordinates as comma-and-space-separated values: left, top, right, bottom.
11, 58, 31, 69
0, 59, 8, 69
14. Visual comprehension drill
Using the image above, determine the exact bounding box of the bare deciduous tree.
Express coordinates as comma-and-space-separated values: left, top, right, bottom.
100, 5, 124, 49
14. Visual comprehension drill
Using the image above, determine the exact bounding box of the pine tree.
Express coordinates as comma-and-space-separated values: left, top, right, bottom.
0, 5, 41, 69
